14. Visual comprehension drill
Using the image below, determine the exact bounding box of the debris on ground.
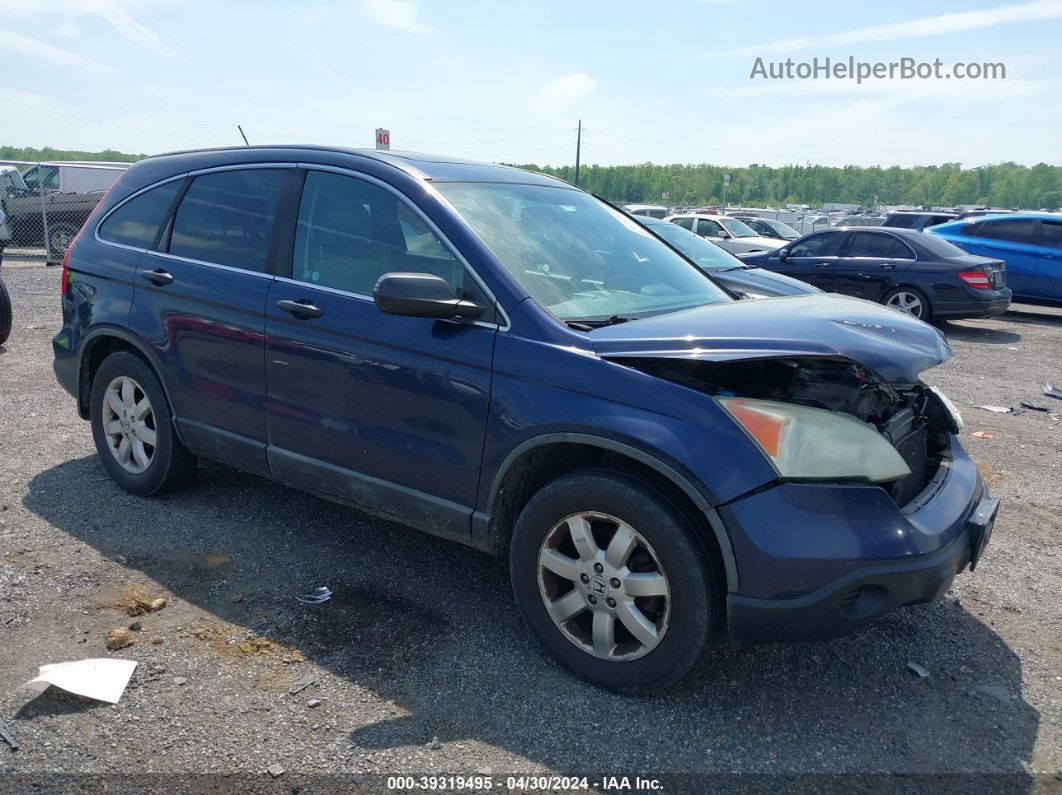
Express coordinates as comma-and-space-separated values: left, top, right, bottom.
429, 736, 440, 750
307, 698, 321, 708
974, 405, 1011, 413
295, 586, 332, 604
1020, 401, 1050, 412
128, 621, 143, 632
0, 720, 19, 751
22, 659, 137, 704
150, 636, 164, 645
1043, 383, 1062, 401
117, 585, 168, 617
105, 627, 135, 651
972, 431, 994, 439
906, 661, 930, 679
290, 674, 316, 695
172, 677, 187, 686
974, 685, 1013, 704
267, 763, 285, 778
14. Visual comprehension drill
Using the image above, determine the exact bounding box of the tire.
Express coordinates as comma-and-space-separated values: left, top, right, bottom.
47, 221, 80, 265
509, 468, 719, 692
0, 278, 10, 346
89, 352, 197, 496
881, 286, 932, 322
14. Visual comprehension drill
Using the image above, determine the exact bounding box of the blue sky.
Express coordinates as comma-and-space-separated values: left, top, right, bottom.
1, 0, 1060, 167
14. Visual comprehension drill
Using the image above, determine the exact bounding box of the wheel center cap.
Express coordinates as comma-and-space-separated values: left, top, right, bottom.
588, 575, 609, 599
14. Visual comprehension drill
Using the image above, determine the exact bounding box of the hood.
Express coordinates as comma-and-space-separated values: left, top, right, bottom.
733, 235, 785, 250
714, 267, 820, 298
589, 293, 952, 384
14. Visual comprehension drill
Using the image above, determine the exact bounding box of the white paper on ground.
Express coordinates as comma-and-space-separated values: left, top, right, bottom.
22, 659, 137, 704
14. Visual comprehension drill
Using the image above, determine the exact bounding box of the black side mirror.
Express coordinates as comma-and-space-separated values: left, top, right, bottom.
373, 272, 486, 320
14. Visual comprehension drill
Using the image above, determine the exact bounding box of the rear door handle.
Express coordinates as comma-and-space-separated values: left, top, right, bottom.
276, 298, 323, 319
141, 268, 174, 286
880, 262, 897, 269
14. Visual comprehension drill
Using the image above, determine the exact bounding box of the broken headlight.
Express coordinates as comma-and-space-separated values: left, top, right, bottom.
717, 396, 911, 483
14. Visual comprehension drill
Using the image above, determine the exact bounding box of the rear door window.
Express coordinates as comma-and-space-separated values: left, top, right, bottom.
972, 219, 1038, 245
672, 217, 694, 230
1043, 220, 1062, 250
98, 180, 183, 249
845, 231, 900, 258
168, 169, 288, 272
789, 232, 846, 257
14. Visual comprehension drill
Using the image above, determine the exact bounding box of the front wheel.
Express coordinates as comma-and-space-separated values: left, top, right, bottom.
47, 221, 81, 265
509, 469, 719, 692
882, 286, 931, 321
89, 352, 197, 495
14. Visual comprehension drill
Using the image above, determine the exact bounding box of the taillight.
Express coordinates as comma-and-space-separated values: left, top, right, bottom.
959, 270, 992, 289
60, 238, 72, 294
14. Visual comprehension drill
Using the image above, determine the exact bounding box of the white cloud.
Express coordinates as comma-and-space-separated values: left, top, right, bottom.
355, 0, 432, 34
692, 0, 1062, 60
0, 0, 172, 55
0, 28, 114, 72
538, 73, 597, 114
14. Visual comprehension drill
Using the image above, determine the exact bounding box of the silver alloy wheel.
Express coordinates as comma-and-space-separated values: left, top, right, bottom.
101, 376, 157, 474
885, 291, 924, 318
537, 511, 670, 661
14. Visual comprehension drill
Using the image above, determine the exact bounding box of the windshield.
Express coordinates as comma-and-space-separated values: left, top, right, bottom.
642, 220, 747, 272
718, 218, 759, 238
436, 182, 732, 323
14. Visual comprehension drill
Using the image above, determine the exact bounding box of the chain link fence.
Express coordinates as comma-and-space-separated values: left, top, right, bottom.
0, 160, 128, 268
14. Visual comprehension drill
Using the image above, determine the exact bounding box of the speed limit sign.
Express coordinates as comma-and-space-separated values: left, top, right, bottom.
375, 128, 390, 150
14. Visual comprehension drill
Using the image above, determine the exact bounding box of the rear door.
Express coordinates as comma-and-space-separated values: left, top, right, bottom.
771, 230, 848, 291
128, 166, 292, 476
832, 231, 915, 300
1037, 219, 1062, 301
263, 167, 498, 541
963, 218, 1039, 294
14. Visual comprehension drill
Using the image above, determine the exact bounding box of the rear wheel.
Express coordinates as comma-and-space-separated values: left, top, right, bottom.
47, 221, 80, 265
0, 278, 11, 346
882, 286, 931, 321
509, 468, 718, 692
89, 352, 197, 495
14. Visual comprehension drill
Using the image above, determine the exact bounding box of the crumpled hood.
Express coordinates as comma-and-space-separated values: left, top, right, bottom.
589, 293, 953, 383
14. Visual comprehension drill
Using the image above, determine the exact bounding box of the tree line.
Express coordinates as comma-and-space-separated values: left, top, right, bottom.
514, 161, 1062, 210
5, 146, 1058, 209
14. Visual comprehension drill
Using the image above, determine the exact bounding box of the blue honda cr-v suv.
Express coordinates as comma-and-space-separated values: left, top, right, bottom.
53, 146, 999, 691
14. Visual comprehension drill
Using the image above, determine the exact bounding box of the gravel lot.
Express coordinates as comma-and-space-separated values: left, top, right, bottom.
0, 260, 1060, 789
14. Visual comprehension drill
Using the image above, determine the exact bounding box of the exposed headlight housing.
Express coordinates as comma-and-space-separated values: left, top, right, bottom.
717, 396, 911, 482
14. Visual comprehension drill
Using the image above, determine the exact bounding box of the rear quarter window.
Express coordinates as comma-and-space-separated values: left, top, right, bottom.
98, 180, 183, 249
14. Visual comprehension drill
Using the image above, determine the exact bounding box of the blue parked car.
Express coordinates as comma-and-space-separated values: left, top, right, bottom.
927, 213, 1062, 306
53, 147, 998, 691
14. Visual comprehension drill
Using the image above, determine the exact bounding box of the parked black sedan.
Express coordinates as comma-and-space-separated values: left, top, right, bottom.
635, 215, 819, 298
740, 227, 1011, 321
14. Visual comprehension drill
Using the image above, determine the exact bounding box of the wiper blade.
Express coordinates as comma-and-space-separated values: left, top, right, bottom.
564, 320, 595, 332
602, 315, 636, 325
716, 265, 755, 272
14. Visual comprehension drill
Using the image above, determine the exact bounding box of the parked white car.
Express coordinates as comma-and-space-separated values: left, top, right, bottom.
664, 214, 785, 255
623, 203, 670, 219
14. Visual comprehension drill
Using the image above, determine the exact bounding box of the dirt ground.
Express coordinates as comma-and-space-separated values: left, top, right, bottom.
0, 260, 1059, 791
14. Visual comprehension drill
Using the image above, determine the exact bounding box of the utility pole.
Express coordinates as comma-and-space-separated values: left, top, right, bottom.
574, 119, 582, 187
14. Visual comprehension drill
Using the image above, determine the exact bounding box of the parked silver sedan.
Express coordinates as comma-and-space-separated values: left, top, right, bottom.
663, 214, 785, 255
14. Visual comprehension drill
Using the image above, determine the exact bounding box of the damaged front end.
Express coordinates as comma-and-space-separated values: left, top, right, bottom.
614, 356, 960, 508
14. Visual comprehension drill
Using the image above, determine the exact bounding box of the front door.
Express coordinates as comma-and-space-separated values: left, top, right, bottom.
770, 230, 849, 292
264, 169, 498, 541
963, 218, 1039, 294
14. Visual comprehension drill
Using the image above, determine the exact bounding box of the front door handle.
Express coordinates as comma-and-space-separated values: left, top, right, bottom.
814, 262, 831, 269
276, 298, 323, 319
141, 268, 174, 286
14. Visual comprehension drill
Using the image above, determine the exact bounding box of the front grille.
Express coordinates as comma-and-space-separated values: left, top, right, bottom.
888, 424, 932, 506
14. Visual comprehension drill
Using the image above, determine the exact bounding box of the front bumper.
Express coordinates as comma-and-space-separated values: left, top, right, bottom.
722, 435, 999, 645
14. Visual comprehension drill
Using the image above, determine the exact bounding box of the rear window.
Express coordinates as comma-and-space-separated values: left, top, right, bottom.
98, 180, 183, 249
971, 218, 1038, 245
168, 169, 287, 272
884, 214, 918, 229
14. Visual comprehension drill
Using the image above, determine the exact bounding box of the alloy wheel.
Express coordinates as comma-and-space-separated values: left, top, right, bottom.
537, 511, 670, 661
101, 376, 157, 474
885, 291, 924, 318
